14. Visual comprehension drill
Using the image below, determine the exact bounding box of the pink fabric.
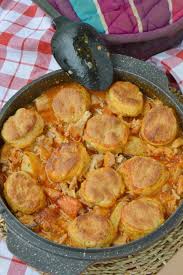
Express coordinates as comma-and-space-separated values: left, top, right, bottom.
172, 0, 183, 21
0, 0, 183, 274
97, 0, 139, 34
49, 0, 183, 34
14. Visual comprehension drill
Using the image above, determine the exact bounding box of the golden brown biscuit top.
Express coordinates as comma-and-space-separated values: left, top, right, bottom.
47, 150, 79, 178
107, 81, 143, 117
80, 167, 123, 207
77, 214, 109, 241
121, 157, 164, 189
45, 142, 89, 182
68, 212, 115, 247
141, 106, 177, 145
4, 171, 46, 214
121, 198, 164, 232
111, 81, 142, 106
84, 114, 129, 149
45, 143, 80, 181
2, 108, 36, 141
52, 84, 90, 123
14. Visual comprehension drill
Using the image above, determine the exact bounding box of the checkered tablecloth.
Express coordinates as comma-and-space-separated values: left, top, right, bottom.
0, 0, 59, 110
0, 0, 183, 274
150, 44, 183, 92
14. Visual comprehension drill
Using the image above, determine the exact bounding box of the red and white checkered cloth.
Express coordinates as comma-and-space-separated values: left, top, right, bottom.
0, 0, 183, 274
0, 0, 59, 110
150, 42, 183, 92
0, 241, 40, 275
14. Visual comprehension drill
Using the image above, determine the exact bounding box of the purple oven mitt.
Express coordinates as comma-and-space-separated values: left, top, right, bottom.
48, 0, 183, 59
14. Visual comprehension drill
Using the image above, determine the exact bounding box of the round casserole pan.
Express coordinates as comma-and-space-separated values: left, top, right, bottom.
0, 55, 183, 275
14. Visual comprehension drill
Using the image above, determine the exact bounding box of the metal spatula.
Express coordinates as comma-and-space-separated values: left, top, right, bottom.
32, 0, 113, 90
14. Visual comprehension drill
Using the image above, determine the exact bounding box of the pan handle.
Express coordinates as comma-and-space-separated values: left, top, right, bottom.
6, 229, 93, 275
32, 0, 71, 27
111, 54, 170, 93
32, 0, 60, 19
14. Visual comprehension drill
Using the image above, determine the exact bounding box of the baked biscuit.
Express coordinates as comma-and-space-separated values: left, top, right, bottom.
45, 142, 89, 182
107, 81, 143, 116
68, 212, 115, 247
84, 114, 129, 152
4, 171, 46, 214
80, 167, 124, 207
1, 108, 44, 148
141, 106, 177, 146
123, 136, 147, 156
118, 156, 169, 195
52, 83, 90, 123
121, 197, 164, 239
110, 200, 128, 232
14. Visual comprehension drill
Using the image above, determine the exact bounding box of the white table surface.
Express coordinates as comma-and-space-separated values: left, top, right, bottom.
158, 246, 183, 275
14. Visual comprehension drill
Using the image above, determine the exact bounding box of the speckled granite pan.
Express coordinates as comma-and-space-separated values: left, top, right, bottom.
0, 55, 183, 275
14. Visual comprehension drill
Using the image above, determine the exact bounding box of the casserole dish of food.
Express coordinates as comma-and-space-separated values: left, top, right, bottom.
0, 55, 183, 274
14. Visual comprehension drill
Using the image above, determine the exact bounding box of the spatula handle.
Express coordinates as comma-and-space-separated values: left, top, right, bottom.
32, 0, 60, 19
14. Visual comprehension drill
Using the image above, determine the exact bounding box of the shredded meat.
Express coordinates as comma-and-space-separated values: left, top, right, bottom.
0, 147, 23, 174
146, 144, 174, 158
47, 124, 67, 145
59, 182, 77, 198
104, 152, 115, 167
129, 119, 141, 135
89, 153, 104, 171
57, 195, 83, 218
65, 111, 91, 141
91, 94, 105, 115
115, 154, 127, 168
91, 94, 105, 107
33, 135, 53, 162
